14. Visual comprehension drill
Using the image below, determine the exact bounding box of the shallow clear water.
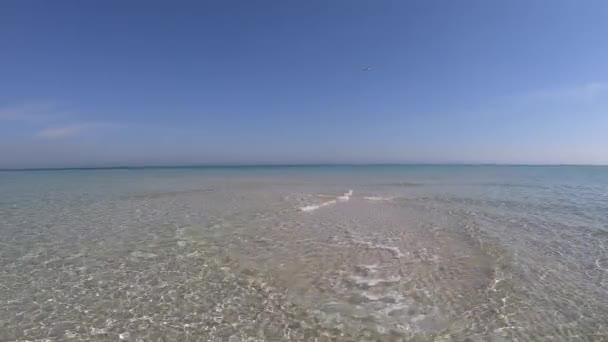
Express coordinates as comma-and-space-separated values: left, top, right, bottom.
1, 165, 607, 341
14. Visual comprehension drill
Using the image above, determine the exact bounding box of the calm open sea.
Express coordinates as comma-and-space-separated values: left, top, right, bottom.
1, 165, 607, 341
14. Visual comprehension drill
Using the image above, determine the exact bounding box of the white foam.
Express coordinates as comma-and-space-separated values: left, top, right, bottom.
320, 199, 336, 206
361, 292, 383, 301
350, 275, 401, 287
300, 199, 337, 212
358, 263, 380, 272
595, 258, 607, 271
131, 251, 158, 259
90, 327, 108, 336
364, 196, 393, 201
337, 189, 353, 202
360, 289, 402, 302
378, 302, 411, 318
382, 245, 406, 258
300, 205, 321, 212
354, 240, 405, 258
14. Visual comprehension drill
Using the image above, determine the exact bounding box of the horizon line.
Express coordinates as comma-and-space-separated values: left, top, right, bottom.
1, 162, 607, 172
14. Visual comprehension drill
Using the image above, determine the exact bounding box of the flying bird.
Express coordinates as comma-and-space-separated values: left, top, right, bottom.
362, 66, 373, 71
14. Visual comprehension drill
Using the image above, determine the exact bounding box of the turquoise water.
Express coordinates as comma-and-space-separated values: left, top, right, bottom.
1, 165, 607, 340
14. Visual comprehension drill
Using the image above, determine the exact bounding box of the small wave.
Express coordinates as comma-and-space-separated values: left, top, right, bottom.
300, 190, 353, 211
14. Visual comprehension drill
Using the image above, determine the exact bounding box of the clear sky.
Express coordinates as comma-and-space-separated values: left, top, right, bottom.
1, 0, 608, 168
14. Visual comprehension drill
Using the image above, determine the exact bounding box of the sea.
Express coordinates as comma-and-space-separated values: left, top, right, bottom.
1, 165, 607, 341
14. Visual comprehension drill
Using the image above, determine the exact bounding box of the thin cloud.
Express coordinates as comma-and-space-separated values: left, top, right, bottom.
36, 123, 111, 139
0, 102, 117, 139
526, 82, 608, 103
0, 102, 64, 122
466, 81, 608, 119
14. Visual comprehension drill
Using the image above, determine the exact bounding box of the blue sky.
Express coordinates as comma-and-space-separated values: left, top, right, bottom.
1, 0, 608, 168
